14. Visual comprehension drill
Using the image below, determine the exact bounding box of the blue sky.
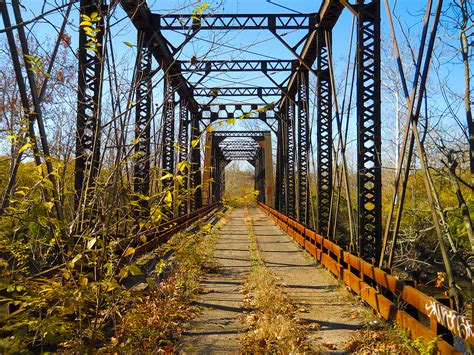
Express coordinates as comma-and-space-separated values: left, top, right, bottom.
1, 0, 468, 171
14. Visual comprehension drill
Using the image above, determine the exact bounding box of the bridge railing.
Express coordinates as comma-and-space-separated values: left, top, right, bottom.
118, 203, 219, 266
258, 201, 473, 353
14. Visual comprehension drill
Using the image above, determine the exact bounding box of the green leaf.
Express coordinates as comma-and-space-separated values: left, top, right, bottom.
123, 41, 135, 48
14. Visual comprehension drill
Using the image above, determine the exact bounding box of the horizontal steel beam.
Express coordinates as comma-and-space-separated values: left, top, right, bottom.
213, 131, 269, 138
194, 87, 281, 97
121, 0, 199, 113
152, 13, 316, 30
179, 60, 296, 72
220, 141, 260, 148
279, 0, 343, 109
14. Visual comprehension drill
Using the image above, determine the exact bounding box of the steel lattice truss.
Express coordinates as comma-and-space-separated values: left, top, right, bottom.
153, 13, 315, 30
201, 104, 276, 121
217, 140, 260, 161
179, 60, 296, 73
133, 31, 153, 214
193, 87, 281, 97
71, 0, 383, 263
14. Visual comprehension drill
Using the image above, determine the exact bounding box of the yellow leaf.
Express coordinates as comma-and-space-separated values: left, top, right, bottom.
164, 191, 173, 204
43, 201, 54, 212
226, 117, 236, 124
140, 235, 147, 243
191, 138, 200, 147
72, 253, 82, 264
177, 160, 191, 173
87, 238, 97, 249
124, 247, 135, 257
161, 172, 174, 180
79, 21, 92, 27
206, 125, 213, 133
129, 265, 142, 276
174, 175, 184, 185
79, 276, 88, 287
18, 143, 32, 154
118, 266, 129, 278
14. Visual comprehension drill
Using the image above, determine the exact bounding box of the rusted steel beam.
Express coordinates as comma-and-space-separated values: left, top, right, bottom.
153, 13, 315, 30
178, 60, 296, 72
193, 87, 281, 97
278, 0, 344, 110
121, 0, 199, 113
257, 201, 473, 351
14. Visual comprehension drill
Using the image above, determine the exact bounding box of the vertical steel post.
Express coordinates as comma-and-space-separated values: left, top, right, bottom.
316, 29, 333, 235
263, 132, 274, 208
190, 114, 202, 210
275, 119, 284, 211
202, 133, 213, 204
255, 147, 265, 203
357, 0, 382, 261
75, 0, 104, 208
297, 69, 310, 225
161, 75, 175, 182
133, 30, 152, 215
178, 98, 189, 215
286, 100, 297, 219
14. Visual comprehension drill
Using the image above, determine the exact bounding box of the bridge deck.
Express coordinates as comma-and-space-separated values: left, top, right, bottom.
178, 207, 365, 353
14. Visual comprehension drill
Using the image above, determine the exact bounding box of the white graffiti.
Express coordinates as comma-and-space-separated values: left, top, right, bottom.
425, 300, 474, 341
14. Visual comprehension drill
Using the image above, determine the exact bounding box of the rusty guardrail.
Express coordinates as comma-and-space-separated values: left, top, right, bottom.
119, 203, 219, 265
258, 201, 473, 354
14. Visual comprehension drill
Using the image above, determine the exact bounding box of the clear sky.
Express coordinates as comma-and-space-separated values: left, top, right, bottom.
1, 0, 468, 171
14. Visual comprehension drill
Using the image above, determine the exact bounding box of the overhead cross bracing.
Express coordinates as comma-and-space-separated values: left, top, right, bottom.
119, 0, 379, 258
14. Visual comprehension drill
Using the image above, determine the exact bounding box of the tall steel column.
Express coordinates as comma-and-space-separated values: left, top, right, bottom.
275, 118, 285, 212
161, 75, 175, 183
190, 114, 202, 209
286, 100, 297, 219
316, 30, 333, 235
255, 148, 265, 203
263, 132, 274, 208
357, 0, 382, 261
133, 31, 152, 214
297, 69, 310, 225
178, 98, 189, 216
75, 0, 104, 207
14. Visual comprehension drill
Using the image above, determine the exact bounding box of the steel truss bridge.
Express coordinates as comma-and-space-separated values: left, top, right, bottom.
0, 0, 472, 351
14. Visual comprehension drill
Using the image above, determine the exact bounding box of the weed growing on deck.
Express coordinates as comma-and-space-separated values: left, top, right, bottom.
104, 210, 228, 353
240, 209, 311, 353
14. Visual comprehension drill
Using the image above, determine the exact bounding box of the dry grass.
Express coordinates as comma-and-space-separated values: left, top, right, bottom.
103, 209, 230, 353
344, 324, 441, 354
240, 210, 312, 354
